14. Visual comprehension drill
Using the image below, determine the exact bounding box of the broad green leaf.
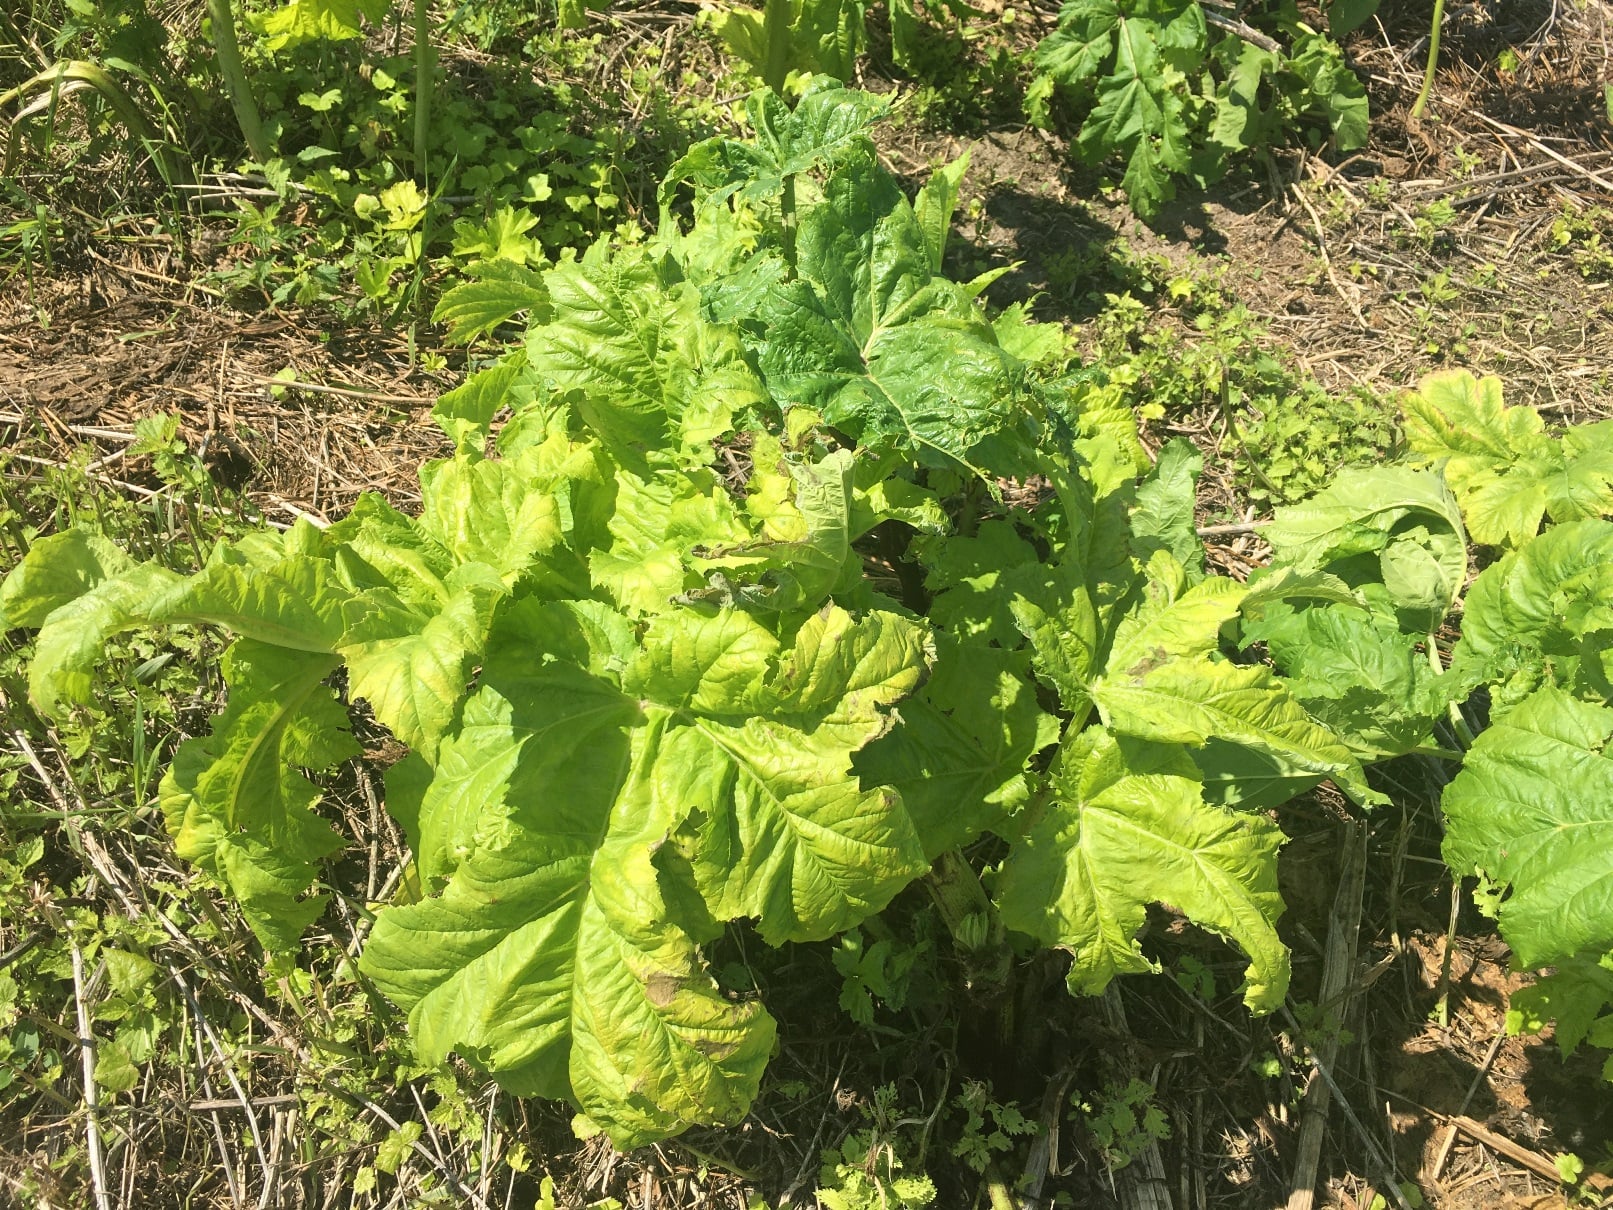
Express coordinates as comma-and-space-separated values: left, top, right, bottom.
330, 495, 457, 612
889, 0, 983, 70
1442, 687, 1613, 969
850, 470, 947, 537
708, 0, 867, 91
991, 302, 1068, 366
913, 150, 969, 275
703, 448, 857, 610
1265, 465, 1465, 625
1188, 739, 1326, 812
338, 570, 505, 759
855, 635, 1059, 857
418, 444, 609, 591
1288, 31, 1370, 150
28, 525, 360, 717
1243, 600, 1447, 759
1091, 654, 1375, 805
361, 665, 775, 1144
0, 527, 136, 630
160, 640, 358, 950
1506, 952, 1613, 1057
430, 361, 531, 449
589, 468, 754, 614
1403, 369, 1613, 547
1004, 444, 1211, 720
995, 728, 1288, 1011
363, 600, 927, 1142
93, 1039, 141, 1095
755, 161, 1035, 472
747, 39, 870, 128
407, 640, 642, 893
527, 247, 765, 472
1130, 437, 1204, 579
1071, 5, 1204, 217
1009, 559, 1100, 719
662, 83, 886, 220
1450, 519, 1613, 714
1208, 41, 1280, 159
1236, 566, 1362, 613
432, 261, 550, 345
1103, 553, 1247, 674
257, 0, 388, 49
655, 607, 933, 942
1034, 0, 1120, 85
921, 520, 1041, 647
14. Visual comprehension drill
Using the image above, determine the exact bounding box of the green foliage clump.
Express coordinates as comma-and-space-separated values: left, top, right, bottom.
1402, 369, 1613, 548
6, 82, 1381, 1147
951, 1080, 1037, 1173
28, 90, 1613, 1177
1237, 383, 1398, 506
1549, 203, 1613, 281
818, 1085, 937, 1210
1026, 0, 1369, 216
1072, 254, 1397, 504
1076, 1078, 1171, 1171
1250, 368, 1613, 1087
211, 24, 640, 314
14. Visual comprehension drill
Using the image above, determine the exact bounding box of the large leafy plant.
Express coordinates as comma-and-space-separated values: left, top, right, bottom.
1026, 0, 1369, 216
4, 82, 1387, 1146
1249, 368, 1613, 1079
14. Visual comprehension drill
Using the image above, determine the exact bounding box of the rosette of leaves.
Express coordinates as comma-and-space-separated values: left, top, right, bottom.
3, 84, 1385, 1145
1026, 0, 1368, 216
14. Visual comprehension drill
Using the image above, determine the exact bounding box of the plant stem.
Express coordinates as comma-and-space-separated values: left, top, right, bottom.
204, 0, 270, 163
983, 1164, 1017, 1210
69, 938, 112, 1210
761, 0, 792, 95
924, 849, 1010, 991
1425, 633, 1475, 749
1409, 0, 1445, 120
1217, 370, 1280, 500
412, 0, 434, 180
780, 172, 798, 273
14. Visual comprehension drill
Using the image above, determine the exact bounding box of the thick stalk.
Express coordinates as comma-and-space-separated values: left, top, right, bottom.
780, 172, 797, 273
1425, 633, 1475, 749
761, 0, 792, 95
412, 0, 434, 179
924, 848, 1010, 992
204, 0, 270, 163
1409, 0, 1445, 120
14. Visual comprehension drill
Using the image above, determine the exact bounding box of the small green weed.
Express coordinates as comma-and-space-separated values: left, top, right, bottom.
950, 1079, 1037, 1174
832, 926, 932, 1026
1549, 204, 1613, 281
817, 1084, 938, 1210
1075, 1078, 1172, 1172
1070, 248, 1398, 504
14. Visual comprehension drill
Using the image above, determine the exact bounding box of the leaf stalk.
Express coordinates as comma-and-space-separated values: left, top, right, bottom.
1409, 0, 1445, 121
204, 0, 270, 163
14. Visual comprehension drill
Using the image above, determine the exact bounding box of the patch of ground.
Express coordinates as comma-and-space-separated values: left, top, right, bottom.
0, 261, 452, 522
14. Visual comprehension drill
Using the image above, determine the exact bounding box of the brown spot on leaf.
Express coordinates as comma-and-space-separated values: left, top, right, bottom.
644, 972, 682, 1008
